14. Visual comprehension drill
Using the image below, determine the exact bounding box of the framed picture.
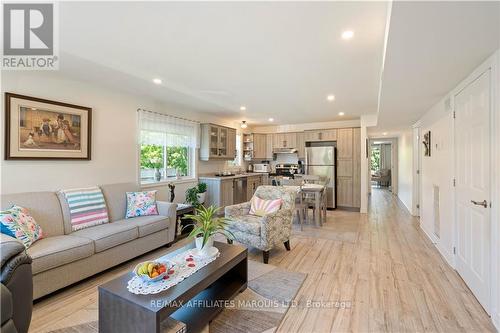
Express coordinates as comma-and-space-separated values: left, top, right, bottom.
5, 93, 92, 160
423, 130, 431, 157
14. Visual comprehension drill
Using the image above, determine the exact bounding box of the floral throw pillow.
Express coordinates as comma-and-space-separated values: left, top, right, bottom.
126, 191, 159, 218
0, 205, 43, 248
249, 196, 282, 217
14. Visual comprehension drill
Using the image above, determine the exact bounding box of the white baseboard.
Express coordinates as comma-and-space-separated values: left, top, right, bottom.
419, 223, 454, 268
492, 312, 500, 332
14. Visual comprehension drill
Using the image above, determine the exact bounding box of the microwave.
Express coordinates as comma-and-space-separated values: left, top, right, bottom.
253, 163, 270, 173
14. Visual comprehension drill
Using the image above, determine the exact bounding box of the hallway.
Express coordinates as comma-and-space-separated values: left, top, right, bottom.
272, 188, 495, 332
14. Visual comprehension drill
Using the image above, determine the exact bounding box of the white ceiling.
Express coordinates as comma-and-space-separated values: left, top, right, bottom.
58, 1, 388, 126
374, 1, 500, 136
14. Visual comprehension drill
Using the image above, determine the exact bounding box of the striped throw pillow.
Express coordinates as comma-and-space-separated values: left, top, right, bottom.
249, 196, 282, 217
60, 187, 109, 231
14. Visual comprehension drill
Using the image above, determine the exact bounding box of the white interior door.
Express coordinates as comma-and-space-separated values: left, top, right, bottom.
454, 69, 491, 313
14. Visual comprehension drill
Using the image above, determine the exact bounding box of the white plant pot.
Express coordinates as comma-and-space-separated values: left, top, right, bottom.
197, 192, 206, 204
195, 235, 214, 255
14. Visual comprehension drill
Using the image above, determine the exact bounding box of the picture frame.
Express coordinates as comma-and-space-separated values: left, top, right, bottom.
423, 130, 431, 157
5, 93, 92, 160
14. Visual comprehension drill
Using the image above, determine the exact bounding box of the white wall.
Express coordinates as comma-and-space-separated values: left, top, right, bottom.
415, 51, 500, 329
397, 130, 413, 213
0, 71, 238, 204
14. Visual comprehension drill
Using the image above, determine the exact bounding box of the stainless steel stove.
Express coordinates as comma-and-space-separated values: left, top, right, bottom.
275, 163, 302, 177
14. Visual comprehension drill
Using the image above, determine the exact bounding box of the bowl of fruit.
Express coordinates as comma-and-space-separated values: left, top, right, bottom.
134, 261, 172, 282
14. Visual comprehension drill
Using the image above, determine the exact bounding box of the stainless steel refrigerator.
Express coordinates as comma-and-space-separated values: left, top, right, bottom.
305, 142, 336, 208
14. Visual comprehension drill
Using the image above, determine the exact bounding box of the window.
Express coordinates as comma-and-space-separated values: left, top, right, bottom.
227, 133, 242, 167
371, 145, 381, 172
139, 110, 198, 184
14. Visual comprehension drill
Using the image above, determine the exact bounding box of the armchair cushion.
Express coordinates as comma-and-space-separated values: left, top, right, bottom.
225, 202, 251, 218
249, 197, 282, 217
226, 215, 262, 235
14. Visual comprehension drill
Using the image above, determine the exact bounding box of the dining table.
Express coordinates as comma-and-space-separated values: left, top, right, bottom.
283, 181, 327, 226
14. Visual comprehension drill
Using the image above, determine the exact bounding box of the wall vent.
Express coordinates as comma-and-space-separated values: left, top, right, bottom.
433, 185, 440, 239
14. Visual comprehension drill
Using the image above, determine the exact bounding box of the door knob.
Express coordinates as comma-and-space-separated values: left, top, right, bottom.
471, 200, 488, 208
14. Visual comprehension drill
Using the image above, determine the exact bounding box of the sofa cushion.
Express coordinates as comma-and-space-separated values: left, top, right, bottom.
72, 221, 138, 253
227, 215, 262, 235
1, 192, 64, 237
118, 216, 169, 238
100, 183, 140, 222
57, 187, 109, 234
1, 205, 43, 248
27, 235, 94, 274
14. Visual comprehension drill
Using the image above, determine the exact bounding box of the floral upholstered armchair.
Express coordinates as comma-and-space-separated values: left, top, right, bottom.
224, 186, 296, 263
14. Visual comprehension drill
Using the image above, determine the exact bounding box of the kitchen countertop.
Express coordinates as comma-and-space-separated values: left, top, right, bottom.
198, 172, 269, 180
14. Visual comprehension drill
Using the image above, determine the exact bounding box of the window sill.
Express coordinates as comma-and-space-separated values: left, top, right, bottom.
141, 177, 198, 188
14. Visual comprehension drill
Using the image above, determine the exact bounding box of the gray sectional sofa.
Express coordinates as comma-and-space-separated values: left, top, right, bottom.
0, 182, 177, 299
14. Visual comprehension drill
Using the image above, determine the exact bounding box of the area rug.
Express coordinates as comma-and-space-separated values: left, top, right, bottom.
48, 260, 306, 333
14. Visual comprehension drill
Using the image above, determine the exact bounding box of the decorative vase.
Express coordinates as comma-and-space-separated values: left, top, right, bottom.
197, 192, 206, 204
154, 169, 161, 182
195, 235, 214, 255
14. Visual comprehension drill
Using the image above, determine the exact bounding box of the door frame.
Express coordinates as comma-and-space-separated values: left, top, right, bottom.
451, 51, 499, 317
411, 125, 421, 217
368, 137, 398, 195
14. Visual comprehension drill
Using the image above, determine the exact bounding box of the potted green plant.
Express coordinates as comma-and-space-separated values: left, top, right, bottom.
183, 205, 233, 256
196, 183, 207, 204
185, 182, 208, 207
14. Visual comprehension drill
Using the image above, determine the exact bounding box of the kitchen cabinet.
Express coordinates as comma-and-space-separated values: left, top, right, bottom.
246, 175, 262, 201
337, 128, 353, 159
253, 134, 267, 159
295, 132, 305, 159
336, 127, 360, 209
265, 134, 274, 159
200, 124, 237, 160
220, 179, 234, 207
201, 177, 234, 211
227, 129, 237, 160
273, 133, 296, 149
304, 129, 337, 142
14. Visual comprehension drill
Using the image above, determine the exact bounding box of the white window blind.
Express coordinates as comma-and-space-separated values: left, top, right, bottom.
138, 109, 199, 148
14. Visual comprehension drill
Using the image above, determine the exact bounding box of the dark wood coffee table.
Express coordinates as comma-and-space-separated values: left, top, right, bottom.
98, 241, 247, 333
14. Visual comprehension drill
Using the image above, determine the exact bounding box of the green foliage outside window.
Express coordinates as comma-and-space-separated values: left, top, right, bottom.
371, 148, 380, 172
140, 145, 163, 169
140, 145, 189, 177
167, 146, 188, 176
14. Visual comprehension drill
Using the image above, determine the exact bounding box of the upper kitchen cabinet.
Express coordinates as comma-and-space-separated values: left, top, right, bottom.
337, 128, 353, 159
273, 133, 297, 149
295, 132, 305, 159
253, 134, 267, 159
200, 123, 237, 160
265, 134, 274, 159
304, 129, 337, 142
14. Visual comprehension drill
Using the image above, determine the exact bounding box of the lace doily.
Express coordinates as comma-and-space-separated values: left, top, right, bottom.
127, 248, 220, 295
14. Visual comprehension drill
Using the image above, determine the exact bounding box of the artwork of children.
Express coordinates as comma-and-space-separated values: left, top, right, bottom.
20, 108, 82, 151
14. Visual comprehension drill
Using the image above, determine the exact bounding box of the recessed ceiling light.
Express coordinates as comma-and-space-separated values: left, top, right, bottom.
341, 30, 354, 40
383, 132, 388, 136
240, 106, 246, 111
327, 95, 335, 101
268, 118, 274, 122
153, 78, 162, 85
31, 108, 37, 111
338, 112, 345, 116
240, 121, 248, 129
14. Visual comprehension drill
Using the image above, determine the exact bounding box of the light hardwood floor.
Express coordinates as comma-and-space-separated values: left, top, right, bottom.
30, 188, 495, 332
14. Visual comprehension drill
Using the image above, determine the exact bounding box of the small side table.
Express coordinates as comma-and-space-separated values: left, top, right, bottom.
174, 204, 195, 242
